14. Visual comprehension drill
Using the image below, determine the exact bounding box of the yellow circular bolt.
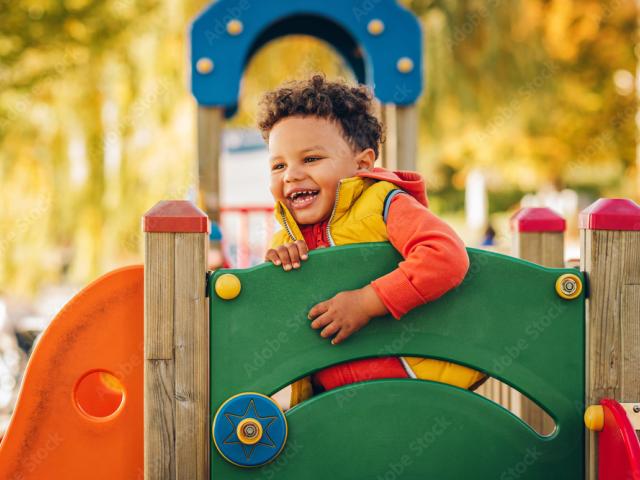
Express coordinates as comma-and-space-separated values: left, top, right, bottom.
555, 273, 582, 300
584, 405, 604, 432
367, 19, 385, 36
215, 273, 241, 300
196, 57, 214, 75
397, 57, 414, 74
237, 418, 263, 445
227, 19, 243, 36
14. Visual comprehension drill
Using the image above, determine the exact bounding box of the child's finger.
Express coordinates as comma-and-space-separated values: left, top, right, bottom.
265, 249, 281, 266
331, 327, 352, 345
295, 240, 309, 260
285, 243, 301, 268
308, 301, 329, 319
275, 246, 293, 270
310, 311, 332, 329
320, 321, 340, 339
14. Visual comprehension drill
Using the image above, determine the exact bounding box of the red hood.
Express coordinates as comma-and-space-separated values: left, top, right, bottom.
358, 168, 428, 207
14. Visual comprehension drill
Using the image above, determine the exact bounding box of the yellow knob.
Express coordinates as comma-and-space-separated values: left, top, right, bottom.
227, 19, 243, 36
584, 405, 604, 432
215, 273, 241, 300
196, 57, 214, 75
397, 57, 414, 74
367, 19, 385, 36
555, 273, 582, 300
237, 418, 263, 445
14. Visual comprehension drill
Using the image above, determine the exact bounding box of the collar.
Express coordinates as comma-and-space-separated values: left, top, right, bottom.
274, 175, 373, 240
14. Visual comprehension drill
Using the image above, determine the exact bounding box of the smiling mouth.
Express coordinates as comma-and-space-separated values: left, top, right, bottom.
287, 190, 320, 209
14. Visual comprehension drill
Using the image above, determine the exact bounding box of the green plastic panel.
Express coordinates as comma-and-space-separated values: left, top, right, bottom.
209, 244, 585, 479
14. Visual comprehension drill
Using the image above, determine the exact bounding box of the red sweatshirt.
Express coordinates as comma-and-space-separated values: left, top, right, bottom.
301, 169, 470, 391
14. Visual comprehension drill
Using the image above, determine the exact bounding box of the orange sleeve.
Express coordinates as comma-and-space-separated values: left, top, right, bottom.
370, 193, 469, 319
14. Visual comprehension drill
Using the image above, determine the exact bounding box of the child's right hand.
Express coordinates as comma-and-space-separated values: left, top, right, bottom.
265, 240, 309, 271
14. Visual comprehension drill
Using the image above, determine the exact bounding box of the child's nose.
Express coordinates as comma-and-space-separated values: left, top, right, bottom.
284, 164, 305, 182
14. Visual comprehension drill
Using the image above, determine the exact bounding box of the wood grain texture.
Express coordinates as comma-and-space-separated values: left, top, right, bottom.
145, 359, 176, 480
582, 229, 640, 480
380, 104, 397, 171
396, 105, 417, 172
145, 233, 175, 360
174, 233, 209, 480
197, 105, 224, 223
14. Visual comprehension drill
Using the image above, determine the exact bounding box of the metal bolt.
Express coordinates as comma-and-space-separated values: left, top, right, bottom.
561, 278, 576, 294
633, 405, 640, 413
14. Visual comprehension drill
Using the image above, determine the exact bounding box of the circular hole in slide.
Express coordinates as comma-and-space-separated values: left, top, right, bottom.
74, 370, 125, 419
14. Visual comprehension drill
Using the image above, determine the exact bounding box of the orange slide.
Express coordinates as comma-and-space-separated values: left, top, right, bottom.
0, 266, 144, 479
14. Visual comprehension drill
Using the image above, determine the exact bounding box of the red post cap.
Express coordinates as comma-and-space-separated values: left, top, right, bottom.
579, 198, 640, 231
143, 200, 209, 233
510, 207, 566, 233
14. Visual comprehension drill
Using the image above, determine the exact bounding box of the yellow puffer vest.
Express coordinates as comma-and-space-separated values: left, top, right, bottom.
271, 176, 485, 407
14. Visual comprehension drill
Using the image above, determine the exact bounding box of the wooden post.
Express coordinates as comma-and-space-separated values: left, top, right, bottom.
395, 104, 417, 171
380, 104, 397, 171
143, 201, 210, 480
580, 198, 640, 480
511, 207, 566, 435
197, 106, 225, 224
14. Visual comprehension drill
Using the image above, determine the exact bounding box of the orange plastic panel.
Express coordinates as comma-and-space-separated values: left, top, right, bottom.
0, 266, 143, 480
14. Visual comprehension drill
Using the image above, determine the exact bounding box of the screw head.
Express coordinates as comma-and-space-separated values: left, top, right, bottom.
215, 273, 242, 300
555, 273, 583, 300
367, 19, 385, 35
227, 19, 243, 36
397, 57, 414, 74
633, 405, 640, 413
237, 418, 263, 445
196, 57, 214, 75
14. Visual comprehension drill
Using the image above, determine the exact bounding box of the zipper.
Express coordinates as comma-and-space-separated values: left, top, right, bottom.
279, 205, 297, 242
325, 180, 341, 247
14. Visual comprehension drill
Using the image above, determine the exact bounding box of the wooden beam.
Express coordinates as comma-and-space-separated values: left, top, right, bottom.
580, 199, 640, 480
144, 201, 210, 480
197, 106, 224, 224
395, 104, 418, 171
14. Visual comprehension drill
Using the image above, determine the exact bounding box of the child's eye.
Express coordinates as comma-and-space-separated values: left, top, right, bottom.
271, 163, 285, 171
304, 156, 323, 163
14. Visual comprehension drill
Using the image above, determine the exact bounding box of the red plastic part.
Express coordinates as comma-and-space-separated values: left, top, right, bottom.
598, 399, 640, 480
510, 207, 566, 232
579, 198, 640, 231
143, 200, 209, 233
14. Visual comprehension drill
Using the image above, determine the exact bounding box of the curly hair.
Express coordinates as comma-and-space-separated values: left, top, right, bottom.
257, 75, 384, 158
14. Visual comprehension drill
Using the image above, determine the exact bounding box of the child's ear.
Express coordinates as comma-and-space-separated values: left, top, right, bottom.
356, 148, 376, 171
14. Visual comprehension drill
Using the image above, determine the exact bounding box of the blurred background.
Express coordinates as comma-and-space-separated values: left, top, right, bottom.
0, 0, 638, 431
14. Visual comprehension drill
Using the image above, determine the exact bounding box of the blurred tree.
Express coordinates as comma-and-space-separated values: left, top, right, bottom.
402, 0, 637, 211
0, 0, 637, 296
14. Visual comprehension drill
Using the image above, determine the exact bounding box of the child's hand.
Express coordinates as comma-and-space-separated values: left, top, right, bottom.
308, 285, 389, 345
265, 240, 309, 271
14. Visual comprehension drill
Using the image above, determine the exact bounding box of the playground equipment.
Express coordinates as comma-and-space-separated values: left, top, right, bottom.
1, 0, 639, 478
0, 198, 638, 480
191, 0, 423, 224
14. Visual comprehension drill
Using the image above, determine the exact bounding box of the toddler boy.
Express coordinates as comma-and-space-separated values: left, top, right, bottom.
258, 75, 482, 407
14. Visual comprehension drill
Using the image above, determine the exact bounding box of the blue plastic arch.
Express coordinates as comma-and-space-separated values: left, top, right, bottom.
190, 0, 423, 116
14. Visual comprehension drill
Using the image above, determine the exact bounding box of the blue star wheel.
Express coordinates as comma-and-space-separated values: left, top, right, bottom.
212, 392, 287, 467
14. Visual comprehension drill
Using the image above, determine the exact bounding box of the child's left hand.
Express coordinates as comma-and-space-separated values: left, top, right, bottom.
308, 285, 389, 345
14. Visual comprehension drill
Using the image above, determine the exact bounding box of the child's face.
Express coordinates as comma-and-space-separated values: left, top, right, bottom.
268, 116, 374, 225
